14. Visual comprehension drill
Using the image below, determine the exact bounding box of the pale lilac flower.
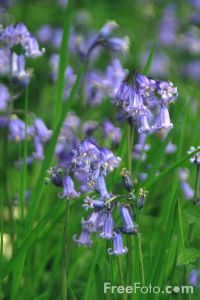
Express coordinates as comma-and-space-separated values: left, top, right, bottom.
106, 36, 130, 53
81, 211, 100, 232
73, 230, 92, 247
0, 48, 10, 75
62, 175, 80, 198
103, 120, 121, 145
119, 205, 138, 234
108, 232, 128, 255
11, 53, 31, 85
189, 269, 199, 287
99, 211, 114, 239
0, 84, 10, 111
99, 20, 118, 37
8, 115, 26, 141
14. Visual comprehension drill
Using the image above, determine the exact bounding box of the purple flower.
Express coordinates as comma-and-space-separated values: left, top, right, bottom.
181, 182, 194, 200
47, 167, 63, 187
0, 48, 11, 75
33, 118, 52, 142
154, 106, 173, 131
99, 211, 114, 239
83, 120, 98, 136
33, 136, 44, 160
119, 205, 138, 234
11, 53, 31, 86
108, 232, 128, 255
138, 114, 151, 134
99, 20, 118, 37
158, 5, 178, 47
103, 120, 121, 145
0, 84, 10, 111
96, 175, 109, 199
73, 230, 92, 247
8, 115, 25, 141
24, 36, 45, 58
62, 175, 80, 198
82, 197, 105, 210
165, 141, 177, 154
100, 147, 121, 175
189, 269, 199, 287
157, 81, 178, 105
81, 211, 100, 232
37, 25, 53, 44
106, 36, 129, 53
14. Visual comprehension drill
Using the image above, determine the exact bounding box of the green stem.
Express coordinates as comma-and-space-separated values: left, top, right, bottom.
117, 257, 126, 300
20, 87, 29, 220
62, 199, 71, 300
193, 165, 200, 204
126, 121, 134, 290
138, 233, 145, 285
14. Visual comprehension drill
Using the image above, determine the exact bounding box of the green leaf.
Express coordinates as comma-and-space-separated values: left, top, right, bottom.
178, 248, 200, 265
143, 40, 157, 75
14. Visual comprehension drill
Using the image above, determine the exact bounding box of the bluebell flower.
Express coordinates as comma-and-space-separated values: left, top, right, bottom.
165, 141, 177, 154
33, 136, 44, 160
33, 118, 52, 142
24, 36, 45, 58
181, 182, 194, 200
82, 196, 105, 210
99, 20, 118, 37
37, 25, 53, 44
100, 147, 121, 175
103, 120, 121, 145
189, 269, 199, 287
99, 211, 114, 239
157, 81, 178, 105
116, 82, 130, 105
158, 4, 178, 47
154, 106, 173, 131
8, 115, 26, 141
46, 167, 63, 187
0, 48, 11, 75
119, 205, 138, 234
83, 120, 98, 136
73, 230, 93, 247
121, 168, 133, 192
81, 211, 101, 232
11, 53, 31, 86
0, 84, 10, 111
96, 175, 109, 199
0, 116, 8, 127
106, 36, 129, 53
62, 175, 80, 198
108, 231, 128, 256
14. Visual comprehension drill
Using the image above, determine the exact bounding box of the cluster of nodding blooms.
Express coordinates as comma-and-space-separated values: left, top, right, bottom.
115, 73, 178, 134
47, 139, 146, 256
0, 23, 52, 164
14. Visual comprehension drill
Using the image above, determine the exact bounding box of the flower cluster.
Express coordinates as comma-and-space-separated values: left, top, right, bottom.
115, 73, 178, 134
48, 139, 141, 255
55, 112, 121, 167
0, 115, 52, 163
0, 22, 45, 85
